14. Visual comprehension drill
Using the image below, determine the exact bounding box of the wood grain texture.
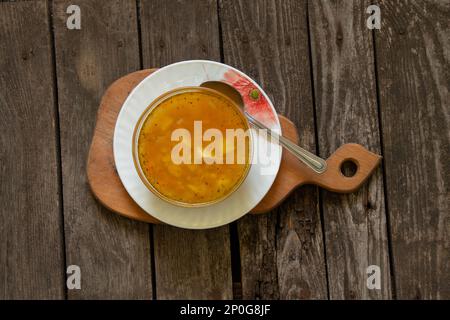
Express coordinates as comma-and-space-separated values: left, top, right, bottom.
309, 0, 392, 299
52, 0, 152, 299
220, 0, 328, 299
0, 0, 65, 299
140, 0, 233, 299
375, 0, 449, 299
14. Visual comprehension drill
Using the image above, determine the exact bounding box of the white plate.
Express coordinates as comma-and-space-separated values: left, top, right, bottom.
113, 60, 282, 229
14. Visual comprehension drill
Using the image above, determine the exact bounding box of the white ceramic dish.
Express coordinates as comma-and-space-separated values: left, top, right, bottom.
113, 60, 282, 229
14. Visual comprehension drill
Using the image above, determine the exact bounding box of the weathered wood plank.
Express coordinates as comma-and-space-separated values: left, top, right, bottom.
308, 0, 392, 299
52, 0, 152, 299
140, 0, 233, 299
375, 0, 449, 299
220, 0, 328, 299
0, 0, 65, 299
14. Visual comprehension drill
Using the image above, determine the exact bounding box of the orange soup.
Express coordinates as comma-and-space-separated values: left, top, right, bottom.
136, 88, 250, 206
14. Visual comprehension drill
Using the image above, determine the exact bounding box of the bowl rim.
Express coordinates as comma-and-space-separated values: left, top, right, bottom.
132, 86, 254, 208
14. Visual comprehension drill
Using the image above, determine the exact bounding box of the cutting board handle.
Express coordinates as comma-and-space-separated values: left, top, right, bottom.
252, 118, 381, 213
309, 143, 381, 193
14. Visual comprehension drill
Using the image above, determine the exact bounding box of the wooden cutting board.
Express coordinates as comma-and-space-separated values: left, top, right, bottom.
87, 69, 381, 224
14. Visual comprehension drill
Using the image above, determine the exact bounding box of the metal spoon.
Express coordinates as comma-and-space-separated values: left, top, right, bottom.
200, 81, 327, 174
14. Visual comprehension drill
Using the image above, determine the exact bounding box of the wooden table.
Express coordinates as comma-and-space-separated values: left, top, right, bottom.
0, 0, 448, 300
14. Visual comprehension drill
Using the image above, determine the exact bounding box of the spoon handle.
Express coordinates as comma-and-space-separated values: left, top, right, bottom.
245, 112, 327, 174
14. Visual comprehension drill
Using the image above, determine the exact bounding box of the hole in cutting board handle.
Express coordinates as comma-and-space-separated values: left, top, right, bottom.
340, 159, 358, 177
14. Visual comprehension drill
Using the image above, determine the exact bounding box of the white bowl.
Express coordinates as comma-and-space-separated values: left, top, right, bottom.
113, 60, 282, 229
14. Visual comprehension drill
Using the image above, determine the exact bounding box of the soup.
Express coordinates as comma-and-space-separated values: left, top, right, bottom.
136, 88, 251, 206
